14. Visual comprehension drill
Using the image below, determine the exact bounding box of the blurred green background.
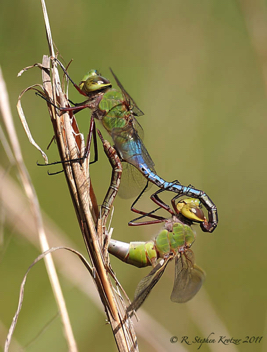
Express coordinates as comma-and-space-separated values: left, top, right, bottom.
1, 0, 267, 351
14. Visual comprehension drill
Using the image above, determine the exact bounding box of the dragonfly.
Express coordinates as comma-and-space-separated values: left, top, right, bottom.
44, 60, 218, 232
108, 197, 206, 311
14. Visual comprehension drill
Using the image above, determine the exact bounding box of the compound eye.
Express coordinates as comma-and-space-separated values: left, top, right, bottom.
176, 198, 205, 222
185, 206, 205, 222
79, 71, 111, 94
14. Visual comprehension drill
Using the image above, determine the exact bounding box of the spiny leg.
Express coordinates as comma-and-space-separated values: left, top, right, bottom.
52, 57, 87, 96
128, 211, 166, 226
150, 180, 182, 216
129, 181, 196, 226
36, 94, 98, 168
128, 182, 167, 226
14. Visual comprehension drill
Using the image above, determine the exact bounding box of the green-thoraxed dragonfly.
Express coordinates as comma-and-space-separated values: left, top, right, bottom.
109, 197, 206, 311
43, 61, 218, 232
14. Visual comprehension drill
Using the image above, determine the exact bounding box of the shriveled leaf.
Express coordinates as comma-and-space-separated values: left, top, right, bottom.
17, 85, 49, 163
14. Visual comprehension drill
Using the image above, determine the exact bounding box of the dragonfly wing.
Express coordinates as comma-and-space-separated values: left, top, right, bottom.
113, 125, 155, 171
170, 250, 205, 303
112, 125, 156, 199
127, 258, 171, 312
132, 116, 144, 140
109, 68, 144, 116
118, 162, 152, 199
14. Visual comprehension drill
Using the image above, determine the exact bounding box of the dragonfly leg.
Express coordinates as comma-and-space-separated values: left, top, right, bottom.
149, 183, 182, 216
47, 169, 64, 176
35, 92, 90, 114
128, 211, 166, 226
83, 113, 98, 164
129, 180, 186, 226
52, 57, 87, 96
37, 80, 99, 165
130, 180, 149, 214
139, 179, 183, 216
36, 95, 98, 167
129, 182, 167, 226
38, 120, 97, 174
46, 135, 56, 150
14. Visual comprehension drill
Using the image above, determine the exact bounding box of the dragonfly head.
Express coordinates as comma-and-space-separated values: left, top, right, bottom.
79, 69, 112, 95
176, 198, 206, 223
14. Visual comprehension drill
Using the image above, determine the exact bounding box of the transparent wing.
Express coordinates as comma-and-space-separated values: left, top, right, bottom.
112, 124, 155, 170
112, 124, 156, 199
109, 67, 144, 117
170, 250, 205, 303
132, 116, 144, 140
127, 258, 171, 312
119, 162, 152, 199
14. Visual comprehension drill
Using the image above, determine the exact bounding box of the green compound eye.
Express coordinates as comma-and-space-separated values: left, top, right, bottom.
79, 70, 111, 93
176, 198, 205, 222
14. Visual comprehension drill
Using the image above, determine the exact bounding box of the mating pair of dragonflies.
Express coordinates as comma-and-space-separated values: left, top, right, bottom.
40, 60, 218, 311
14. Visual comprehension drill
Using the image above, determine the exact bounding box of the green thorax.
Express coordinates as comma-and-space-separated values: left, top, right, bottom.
127, 222, 196, 268
155, 222, 196, 258
98, 88, 130, 133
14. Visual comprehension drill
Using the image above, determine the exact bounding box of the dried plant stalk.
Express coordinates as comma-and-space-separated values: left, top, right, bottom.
15, 0, 139, 351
